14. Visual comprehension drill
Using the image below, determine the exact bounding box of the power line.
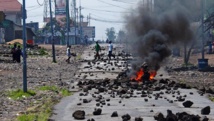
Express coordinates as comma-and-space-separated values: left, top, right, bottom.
28, 6, 43, 11
28, 14, 43, 17
90, 12, 123, 18
96, 0, 127, 9
112, 0, 135, 4
37, 0, 44, 6
90, 16, 126, 23
83, 7, 131, 13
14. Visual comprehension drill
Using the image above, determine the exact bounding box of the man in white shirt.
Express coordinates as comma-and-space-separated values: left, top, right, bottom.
66, 45, 71, 63
108, 41, 115, 60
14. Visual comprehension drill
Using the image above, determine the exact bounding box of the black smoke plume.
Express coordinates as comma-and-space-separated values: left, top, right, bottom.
125, 0, 195, 72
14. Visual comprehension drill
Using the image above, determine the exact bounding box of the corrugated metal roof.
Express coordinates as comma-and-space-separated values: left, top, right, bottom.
0, 0, 21, 12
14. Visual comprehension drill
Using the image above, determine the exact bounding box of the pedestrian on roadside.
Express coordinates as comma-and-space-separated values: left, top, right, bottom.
108, 41, 115, 61
15, 45, 22, 63
94, 41, 101, 60
66, 45, 71, 63
11, 43, 17, 62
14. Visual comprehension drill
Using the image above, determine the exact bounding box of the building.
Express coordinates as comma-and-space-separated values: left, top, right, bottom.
0, 0, 22, 25
0, 0, 35, 43
0, 19, 35, 43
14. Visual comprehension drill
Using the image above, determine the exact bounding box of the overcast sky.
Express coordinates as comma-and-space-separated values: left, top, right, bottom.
18, 0, 139, 40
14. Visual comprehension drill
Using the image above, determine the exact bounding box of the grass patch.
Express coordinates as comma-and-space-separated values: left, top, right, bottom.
27, 48, 48, 56
16, 86, 72, 121
17, 98, 56, 121
17, 114, 37, 121
38, 86, 58, 92
182, 63, 194, 67
178, 79, 185, 84
209, 96, 214, 102
76, 54, 82, 60
38, 86, 72, 97
61, 88, 71, 96
7, 89, 36, 100
38, 48, 48, 55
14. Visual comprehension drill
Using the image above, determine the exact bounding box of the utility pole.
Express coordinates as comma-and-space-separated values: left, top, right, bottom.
79, 1, 82, 44
89, 13, 91, 26
22, 0, 27, 92
49, 0, 56, 63
66, 0, 70, 46
201, 0, 205, 59
73, 0, 76, 44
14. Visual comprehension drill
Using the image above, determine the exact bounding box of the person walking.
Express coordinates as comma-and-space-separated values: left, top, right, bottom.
108, 41, 115, 61
15, 45, 22, 63
66, 45, 71, 63
94, 41, 101, 60
11, 43, 17, 62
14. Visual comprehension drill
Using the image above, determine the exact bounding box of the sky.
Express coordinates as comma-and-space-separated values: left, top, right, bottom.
17, 0, 140, 40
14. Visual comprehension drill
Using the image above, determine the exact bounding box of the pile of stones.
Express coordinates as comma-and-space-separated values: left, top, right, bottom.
72, 77, 211, 121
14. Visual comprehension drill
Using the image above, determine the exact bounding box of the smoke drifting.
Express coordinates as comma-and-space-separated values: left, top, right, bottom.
125, 0, 194, 71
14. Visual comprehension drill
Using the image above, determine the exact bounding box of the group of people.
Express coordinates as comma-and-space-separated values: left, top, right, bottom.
66, 41, 115, 63
95, 41, 115, 61
11, 43, 22, 63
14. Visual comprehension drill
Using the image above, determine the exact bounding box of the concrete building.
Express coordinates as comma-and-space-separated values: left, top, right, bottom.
0, 0, 35, 43
0, 0, 22, 25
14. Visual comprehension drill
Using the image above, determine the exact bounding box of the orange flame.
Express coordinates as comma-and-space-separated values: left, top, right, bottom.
131, 69, 157, 82
149, 71, 157, 80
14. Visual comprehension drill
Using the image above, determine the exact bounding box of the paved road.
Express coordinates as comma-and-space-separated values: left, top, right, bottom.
51, 44, 214, 121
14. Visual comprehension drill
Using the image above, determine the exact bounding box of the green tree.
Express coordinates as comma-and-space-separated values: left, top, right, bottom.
42, 19, 65, 44
116, 30, 126, 43
106, 27, 116, 42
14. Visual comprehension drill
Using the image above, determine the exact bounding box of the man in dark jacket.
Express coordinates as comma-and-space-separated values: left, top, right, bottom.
11, 44, 17, 62
15, 45, 22, 63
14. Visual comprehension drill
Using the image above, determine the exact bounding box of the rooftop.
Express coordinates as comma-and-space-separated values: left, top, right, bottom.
0, 0, 22, 12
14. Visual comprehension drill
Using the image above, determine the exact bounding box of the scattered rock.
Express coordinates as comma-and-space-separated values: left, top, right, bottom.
201, 106, 210, 115
182, 100, 193, 108
154, 112, 165, 121
122, 114, 131, 121
73, 110, 85, 120
111, 111, 118, 117
93, 108, 102, 115
135, 117, 143, 121
201, 116, 209, 121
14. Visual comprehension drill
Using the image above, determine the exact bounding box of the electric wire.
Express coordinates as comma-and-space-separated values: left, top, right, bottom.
90, 16, 126, 23
37, 0, 44, 6
82, 7, 131, 14
96, 0, 127, 10
28, 6, 43, 12
112, 0, 135, 4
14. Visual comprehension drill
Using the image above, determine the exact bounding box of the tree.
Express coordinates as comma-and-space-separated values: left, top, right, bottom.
42, 18, 66, 44
116, 30, 126, 43
106, 27, 116, 42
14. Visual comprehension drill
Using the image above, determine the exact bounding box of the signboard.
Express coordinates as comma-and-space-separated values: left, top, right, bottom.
82, 26, 95, 38
55, 0, 66, 26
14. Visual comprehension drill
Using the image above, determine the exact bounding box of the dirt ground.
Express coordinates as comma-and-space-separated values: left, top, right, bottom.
0, 44, 214, 120
166, 52, 214, 90
0, 44, 85, 121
